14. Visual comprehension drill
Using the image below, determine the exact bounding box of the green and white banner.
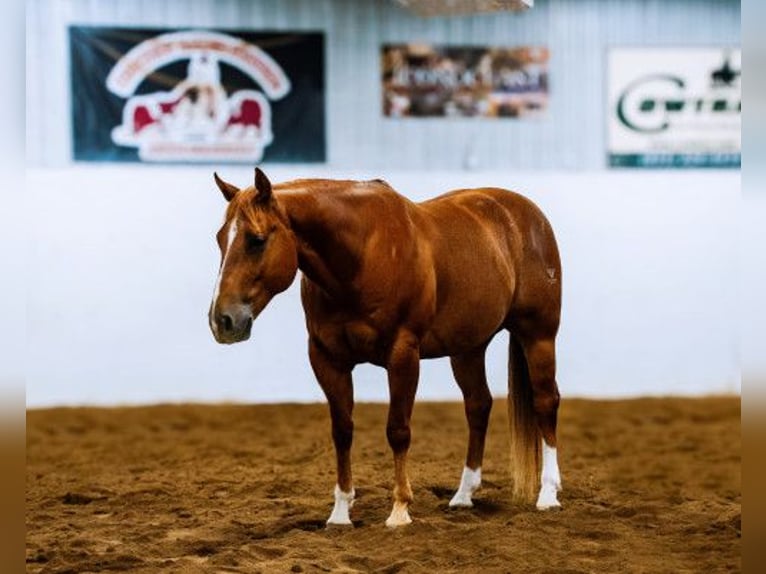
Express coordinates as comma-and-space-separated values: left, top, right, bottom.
608, 47, 740, 168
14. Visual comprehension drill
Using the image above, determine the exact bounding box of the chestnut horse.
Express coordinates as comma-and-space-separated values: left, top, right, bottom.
209, 169, 562, 527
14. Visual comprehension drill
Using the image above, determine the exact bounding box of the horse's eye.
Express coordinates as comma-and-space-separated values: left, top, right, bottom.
245, 232, 267, 252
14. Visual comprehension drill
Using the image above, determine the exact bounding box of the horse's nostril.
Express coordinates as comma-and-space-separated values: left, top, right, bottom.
220, 313, 234, 332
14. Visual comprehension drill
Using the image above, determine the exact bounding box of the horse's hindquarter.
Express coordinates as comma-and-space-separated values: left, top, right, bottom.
417, 188, 561, 356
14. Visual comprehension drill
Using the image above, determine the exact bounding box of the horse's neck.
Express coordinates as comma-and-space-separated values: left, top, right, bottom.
276, 184, 365, 297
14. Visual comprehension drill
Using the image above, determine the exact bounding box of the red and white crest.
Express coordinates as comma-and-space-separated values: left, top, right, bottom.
107, 30, 291, 162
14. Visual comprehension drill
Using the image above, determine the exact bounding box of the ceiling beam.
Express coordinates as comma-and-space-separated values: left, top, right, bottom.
395, 0, 533, 17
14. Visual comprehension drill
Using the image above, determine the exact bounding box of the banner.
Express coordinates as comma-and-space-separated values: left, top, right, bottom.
608, 47, 740, 168
69, 27, 325, 163
382, 44, 548, 118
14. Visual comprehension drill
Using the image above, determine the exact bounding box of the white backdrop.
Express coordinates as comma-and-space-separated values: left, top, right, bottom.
24, 167, 740, 407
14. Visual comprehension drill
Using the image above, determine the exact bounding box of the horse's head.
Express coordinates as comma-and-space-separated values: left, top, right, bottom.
209, 168, 298, 344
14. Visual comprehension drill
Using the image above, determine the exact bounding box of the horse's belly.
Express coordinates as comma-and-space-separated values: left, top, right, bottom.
419, 320, 503, 359
419, 331, 454, 359
417, 278, 512, 359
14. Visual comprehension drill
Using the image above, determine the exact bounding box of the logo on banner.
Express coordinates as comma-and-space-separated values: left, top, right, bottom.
106, 30, 291, 162
616, 53, 741, 134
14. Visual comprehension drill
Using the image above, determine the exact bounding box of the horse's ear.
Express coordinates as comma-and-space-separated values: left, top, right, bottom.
214, 172, 239, 202
254, 167, 272, 204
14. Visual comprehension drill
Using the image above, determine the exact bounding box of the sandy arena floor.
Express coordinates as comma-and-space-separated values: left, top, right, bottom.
26, 397, 740, 573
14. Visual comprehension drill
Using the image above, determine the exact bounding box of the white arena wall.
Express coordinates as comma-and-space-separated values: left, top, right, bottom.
24, 166, 740, 407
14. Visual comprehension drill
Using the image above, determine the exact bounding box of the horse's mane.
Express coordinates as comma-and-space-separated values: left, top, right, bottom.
273, 178, 393, 196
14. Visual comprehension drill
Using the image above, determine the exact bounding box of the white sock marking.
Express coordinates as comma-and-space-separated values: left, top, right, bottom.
385, 501, 412, 528
210, 219, 238, 337
536, 439, 562, 510
326, 484, 355, 525
449, 466, 482, 508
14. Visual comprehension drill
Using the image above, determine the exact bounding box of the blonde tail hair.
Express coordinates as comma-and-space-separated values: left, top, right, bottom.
508, 335, 540, 502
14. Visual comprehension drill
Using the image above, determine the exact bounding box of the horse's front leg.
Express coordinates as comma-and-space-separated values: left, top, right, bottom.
309, 341, 355, 526
384, 332, 420, 527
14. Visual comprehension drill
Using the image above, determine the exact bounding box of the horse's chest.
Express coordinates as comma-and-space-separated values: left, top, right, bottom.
344, 321, 385, 359
312, 317, 388, 365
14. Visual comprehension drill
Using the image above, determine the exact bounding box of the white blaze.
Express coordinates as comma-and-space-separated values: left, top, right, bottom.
210, 219, 238, 336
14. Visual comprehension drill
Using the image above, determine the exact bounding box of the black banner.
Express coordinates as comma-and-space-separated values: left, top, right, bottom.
69, 27, 325, 163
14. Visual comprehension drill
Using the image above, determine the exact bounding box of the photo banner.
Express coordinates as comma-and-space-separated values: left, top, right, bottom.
608, 47, 741, 168
382, 44, 549, 118
69, 27, 325, 163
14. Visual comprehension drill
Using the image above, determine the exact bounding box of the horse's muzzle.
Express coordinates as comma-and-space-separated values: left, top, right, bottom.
210, 304, 253, 344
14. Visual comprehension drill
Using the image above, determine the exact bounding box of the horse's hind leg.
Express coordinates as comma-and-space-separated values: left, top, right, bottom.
448, 346, 492, 508
309, 341, 355, 526
521, 335, 562, 509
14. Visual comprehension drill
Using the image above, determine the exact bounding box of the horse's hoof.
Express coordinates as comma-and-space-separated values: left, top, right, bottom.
448, 493, 474, 508
385, 516, 412, 527
536, 482, 562, 510
535, 494, 562, 511
326, 486, 354, 525
449, 467, 481, 508
326, 512, 353, 526
326, 520, 354, 528
385, 502, 412, 527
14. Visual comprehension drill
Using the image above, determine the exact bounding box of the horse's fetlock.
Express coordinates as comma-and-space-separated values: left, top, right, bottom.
394, 483, 414, 504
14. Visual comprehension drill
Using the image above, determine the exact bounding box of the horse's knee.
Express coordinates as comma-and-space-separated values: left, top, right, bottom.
386, 424, 411, 452
328, 399, 353, 447
332, 419, 353, 451
465, 393, 493, 429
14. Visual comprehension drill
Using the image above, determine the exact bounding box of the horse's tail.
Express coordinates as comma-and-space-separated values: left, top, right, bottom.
507, 334, 540, 502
